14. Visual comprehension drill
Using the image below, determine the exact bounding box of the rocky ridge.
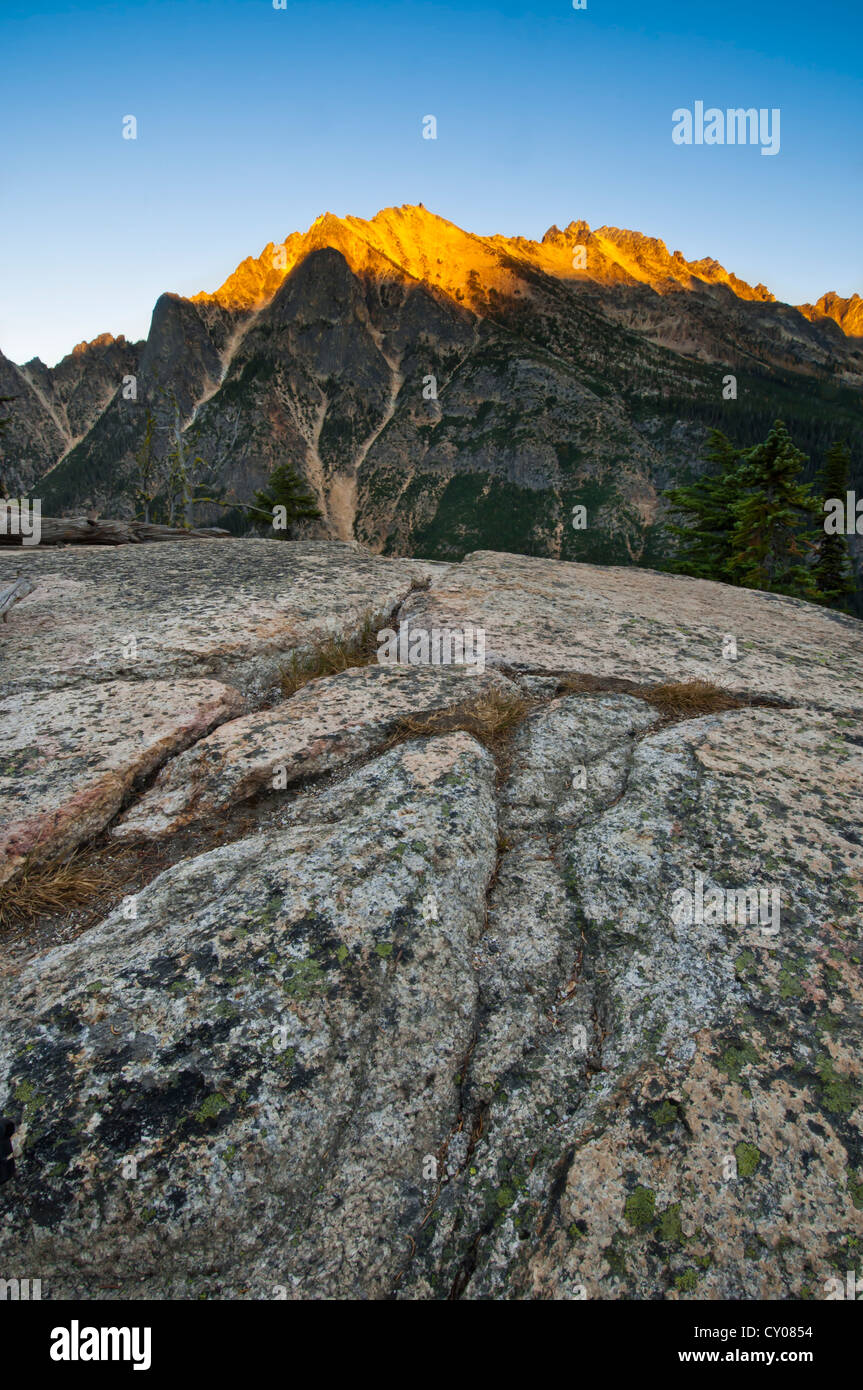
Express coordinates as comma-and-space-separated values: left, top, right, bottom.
7, 207, 860, 612
0, 335, 143, 496
799, 292, 863, 340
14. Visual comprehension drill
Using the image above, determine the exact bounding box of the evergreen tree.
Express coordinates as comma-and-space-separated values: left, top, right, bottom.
726, 420, 823, 599
157, 392, 228, 527
250, 460, 321, 536
663, 429, 744, 581
812, 441, 855, 608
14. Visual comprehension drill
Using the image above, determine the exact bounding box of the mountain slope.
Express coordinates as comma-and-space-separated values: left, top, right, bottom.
0, 334, 142, 494
8, 205, 862, 600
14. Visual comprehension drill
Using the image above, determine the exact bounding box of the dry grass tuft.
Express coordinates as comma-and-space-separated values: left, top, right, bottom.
0, 852, 116, 930
0, 835, 183, 937
555, 673, 632, 697
279, 611, 386, 698
388, 690, 533, 753
554, 673, 746, 721
642, 680, 744, 719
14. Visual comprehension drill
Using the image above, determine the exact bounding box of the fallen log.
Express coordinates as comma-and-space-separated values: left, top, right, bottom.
132, 522, 232, 543
0, 517, 232, 546
0, 577, 36, 621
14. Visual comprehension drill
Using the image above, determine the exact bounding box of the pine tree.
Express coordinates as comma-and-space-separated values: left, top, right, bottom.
812, 441, 855, 608
250, 460, 321, 537
663, 429, 743, 581
156, 393, 228, 527
726, 420, 823, 600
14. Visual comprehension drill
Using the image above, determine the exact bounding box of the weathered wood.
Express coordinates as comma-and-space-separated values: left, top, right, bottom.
0, 578, 36, 621
0, 517, 231, 547
131, 523, 232, 543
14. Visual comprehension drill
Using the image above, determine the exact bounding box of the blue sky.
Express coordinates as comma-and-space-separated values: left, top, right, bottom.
1, 0, 861, 365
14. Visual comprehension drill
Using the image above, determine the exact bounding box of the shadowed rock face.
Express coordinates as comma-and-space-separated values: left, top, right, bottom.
0, 336, 144, 495
0, 540, 861, 1300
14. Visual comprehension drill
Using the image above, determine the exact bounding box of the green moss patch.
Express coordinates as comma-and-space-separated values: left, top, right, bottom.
624, 1185, 656, 1230
734, 1141, 762, 1178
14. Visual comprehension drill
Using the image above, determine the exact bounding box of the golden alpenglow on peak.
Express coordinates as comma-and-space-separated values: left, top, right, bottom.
798, 291, 863, 337
189, 206, 856, 333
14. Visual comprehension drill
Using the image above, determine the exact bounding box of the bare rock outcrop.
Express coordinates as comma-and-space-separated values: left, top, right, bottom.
114, 663, 515, 840
1, 540, 860, 1300
0, 679, 243, 885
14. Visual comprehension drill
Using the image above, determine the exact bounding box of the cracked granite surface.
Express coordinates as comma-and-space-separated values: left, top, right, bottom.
1, 541, 861, 1299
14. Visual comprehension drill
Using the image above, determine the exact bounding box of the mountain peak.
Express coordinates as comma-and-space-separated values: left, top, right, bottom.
188, 205, 858, 337
70, 332, 124, 356
798, 291, 863, 337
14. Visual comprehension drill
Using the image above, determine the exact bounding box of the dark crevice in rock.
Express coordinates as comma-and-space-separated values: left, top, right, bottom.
423, 672, 815, 1297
